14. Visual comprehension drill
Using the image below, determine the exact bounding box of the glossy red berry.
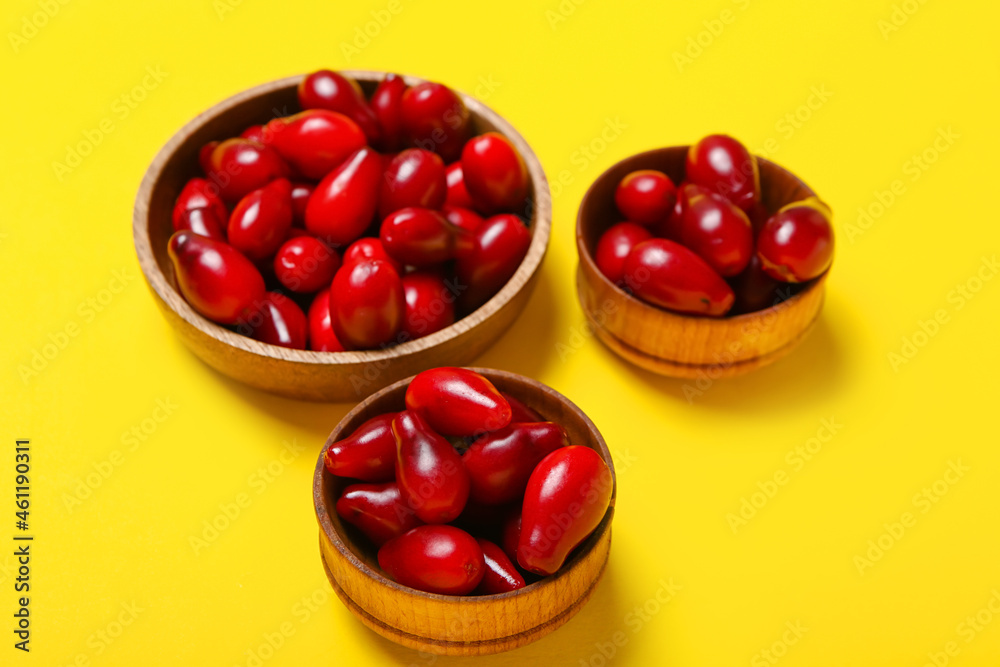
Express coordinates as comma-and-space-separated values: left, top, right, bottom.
167, 231, 266, 325
206, 138, 289, 202
675, 183, 754, 277
401, 270, 456, 340
297, 69, 381, 143
305, 147, 382, 245
244, 292, 307, 349
342, 237, 403, 273
595, 222, 653, 285
268, 110, 367, 181
614, 170, 676, 225
378, 149, 447, 218
622, 239, 735, 316
337, 482, 422, 546
460, 132, 529, 214
686, 134, 760, 212
455, 214, 531, 311
325, 412, 399, 481
273, 236, 340, 293
442, 205, 484, 233
518, 446, 613, 576
198, 141, 218, 175
445, 162, 475, 209
380, 207, 469, 268
174, 207, 227, 242
392, 411, 471, 524
756, 200, 834, 282
401, 82, 470, 162
370, 73, 408, 152
404, 367, 512, 437
307, 288, 345, 352
173, 178, 229, 230
240, 124, 268, 144
378, 525, 485, 595
227, 178, 294, 261
330, 259, 405, 349
463, 422, 569, 505
474, 538, 526, 594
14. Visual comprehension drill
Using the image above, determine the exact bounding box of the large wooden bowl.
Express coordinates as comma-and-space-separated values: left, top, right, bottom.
576, 146, 828, 379
134, 72, 551, 402
313, 368, 616, 656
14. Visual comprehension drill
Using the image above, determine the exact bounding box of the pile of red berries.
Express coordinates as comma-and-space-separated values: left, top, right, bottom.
168, 70, 534, 351
595, 134, 834, 316
325, 368, 613, 596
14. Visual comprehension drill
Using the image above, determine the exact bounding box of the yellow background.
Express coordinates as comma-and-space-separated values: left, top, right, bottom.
3, 0, 999, 664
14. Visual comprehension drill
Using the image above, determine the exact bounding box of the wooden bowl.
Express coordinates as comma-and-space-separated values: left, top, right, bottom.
133, 72, 552, 402
576, 146, 828, 379
313, 368, 616, 656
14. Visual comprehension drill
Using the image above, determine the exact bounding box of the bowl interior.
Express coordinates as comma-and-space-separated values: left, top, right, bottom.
139, 72, 549, 359
577, 146, 822, 311
314, 368, 616, 599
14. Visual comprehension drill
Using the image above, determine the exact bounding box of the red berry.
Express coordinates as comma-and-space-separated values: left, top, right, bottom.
173, 178, 229, 229
167, 231, 266, 325
227, 178, 294, 261
174, 207, 227, 242
206, 138, 289, 202
518, 446, 612, 576
268, 109, 367, 181
614, 170, 676, 224
400, 82, 470, 162
463, 422, 569, 505
454, 214, 531, 311
330, 259, 405, 350
290, 182, 314, 225
686, 134, 760, 212
392, 411, 471, 524
307, 288, 345, 352
380, 207, 469, 268
595, 222, 653, 285
445, 162, 475, 209
378, 149, 447, 219
378, 525, 485, 595
401, 270, 456, 340
675, 183, 754, 277
305, 147, 382, 246
273, 236, 340, 293
442, 205, 484, 233
756, 200, 834, 282
325, 412, 399, 481
461, 132, 529, 214
370, 73, 408, 152
245, 292, 307, 350
474, 539, 526, 594
622, 239, 734, 316
337, 482, 422, 546
404, 367, 512, 437
297, 69, 381, 144
342, 237, 403, 273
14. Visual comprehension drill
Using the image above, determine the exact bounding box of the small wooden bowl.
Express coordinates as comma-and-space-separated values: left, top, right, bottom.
133, 72, 551, 402
313, 368, 616, 656
576, 146, 828, 379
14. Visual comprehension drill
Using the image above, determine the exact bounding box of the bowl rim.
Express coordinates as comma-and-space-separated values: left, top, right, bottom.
133, 70, 552, 365
575, 145, 830, 323
312, 367, 617, 603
